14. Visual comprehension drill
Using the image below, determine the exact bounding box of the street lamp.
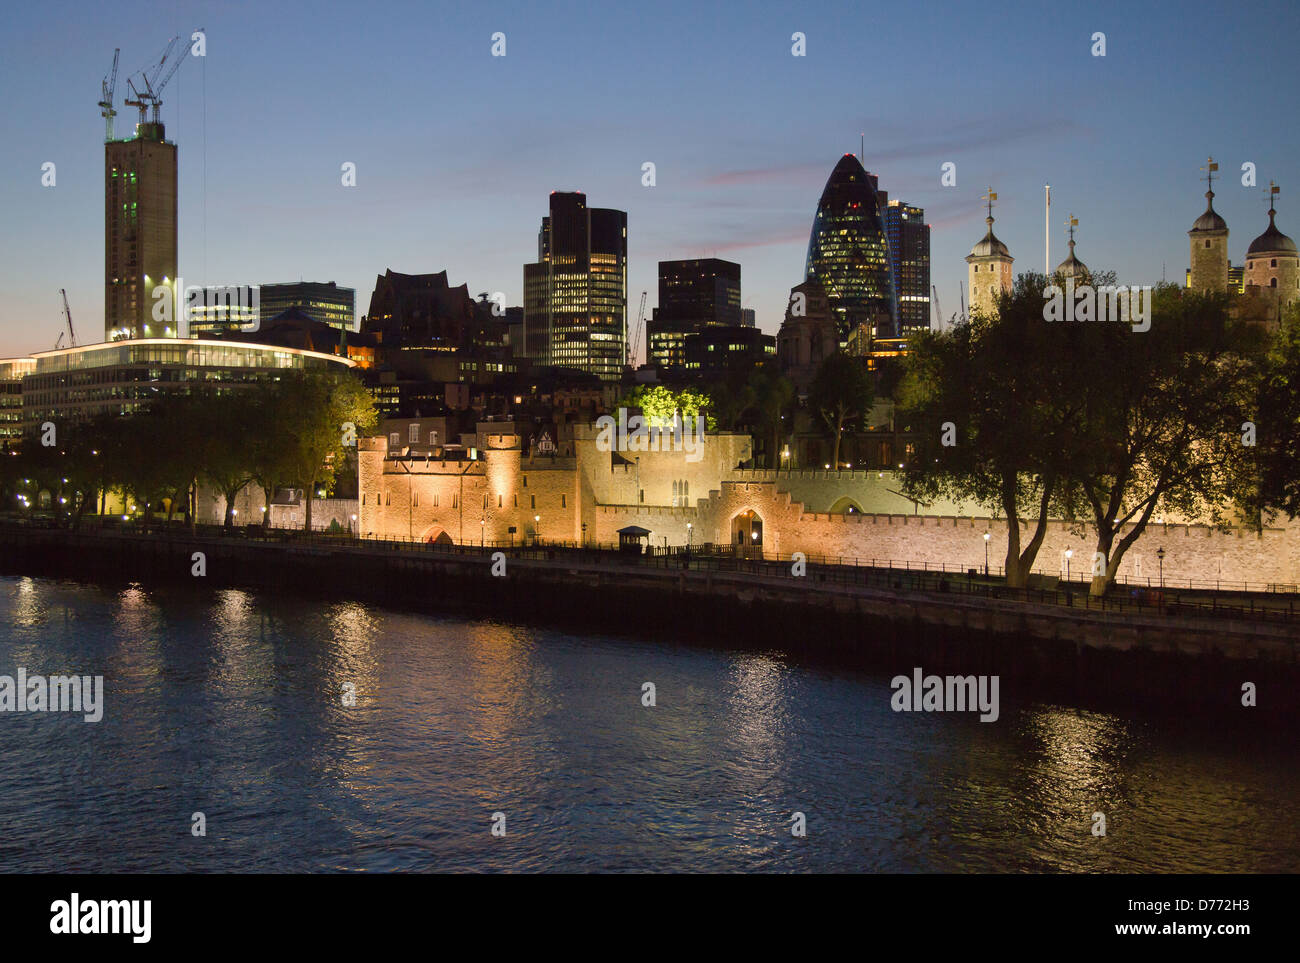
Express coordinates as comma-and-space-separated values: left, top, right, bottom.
1157, 546, 1165, 589
686, 522, 693, 549
534, 514, 541, 545
1065, 548, 1073, 583
983, 530, 990, 575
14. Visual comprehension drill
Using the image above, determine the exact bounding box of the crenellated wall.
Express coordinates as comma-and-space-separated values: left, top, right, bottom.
357, 428, 1300, 585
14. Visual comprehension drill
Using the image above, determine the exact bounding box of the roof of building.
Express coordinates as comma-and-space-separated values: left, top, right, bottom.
967, 216, 1011, 259
1247, 208, 1297, 256
1055, 239, 1089, 279
1190, 191, 1228, 233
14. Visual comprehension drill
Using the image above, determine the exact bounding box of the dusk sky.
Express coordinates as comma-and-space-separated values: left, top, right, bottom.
2, 0, 1297, 357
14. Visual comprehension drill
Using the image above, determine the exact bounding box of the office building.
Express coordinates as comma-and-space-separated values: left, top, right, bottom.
523, 192, 627, 380
805, 154, 896, 342
259, 282, 356, 333
647, 258, 741, 371
883, 200, 930, 335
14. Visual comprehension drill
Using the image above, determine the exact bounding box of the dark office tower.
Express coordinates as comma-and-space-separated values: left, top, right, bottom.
105, 120, 178, 340
647, 258, 741, 370
523, 192, 627, 381
883, 200, 931, 335
805, 154, 895, 342
258, 282, 356, 333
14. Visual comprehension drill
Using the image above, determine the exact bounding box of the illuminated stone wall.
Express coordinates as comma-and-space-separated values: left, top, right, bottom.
358, 428, 1300, 586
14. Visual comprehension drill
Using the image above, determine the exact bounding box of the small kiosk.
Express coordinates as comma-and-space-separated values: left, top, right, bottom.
617, 525, 652, 556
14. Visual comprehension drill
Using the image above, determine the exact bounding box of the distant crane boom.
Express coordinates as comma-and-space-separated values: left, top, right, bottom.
98, 48, 120, 141
629, 290, 647, 367
60, 289, 77, 348
124, 33, 195, 127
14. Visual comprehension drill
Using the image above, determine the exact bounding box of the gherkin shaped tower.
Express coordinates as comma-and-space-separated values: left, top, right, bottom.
805, 154, 896, 341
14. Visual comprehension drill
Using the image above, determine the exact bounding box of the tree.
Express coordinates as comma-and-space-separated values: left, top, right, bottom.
808, 353, 873, 468
1057, 285, 1262, 596
1243, 305, 1300, 520
246, 381, 299, 528
898, 273, 1082, 588
278, 371, 377, 531
194, 391, 258, 527
743, 364, 794, 467
615, 385, 716, 430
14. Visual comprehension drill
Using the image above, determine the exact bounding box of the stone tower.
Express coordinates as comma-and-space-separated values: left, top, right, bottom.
1188, 157, 1229, 293
965, 188, 1013, 318
1244, 185, 1299, 307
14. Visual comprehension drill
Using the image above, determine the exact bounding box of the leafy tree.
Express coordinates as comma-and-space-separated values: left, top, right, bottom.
744, 363, 794, 467
278, 371, 377, 531
808, 352, 873, 468
615, 385, 716, 430
194, 390, 258, 527
1057, 284, 1262, 596
898, 273, 1082, 588
246, 381, 300, 528
1242, 305, 1300, 520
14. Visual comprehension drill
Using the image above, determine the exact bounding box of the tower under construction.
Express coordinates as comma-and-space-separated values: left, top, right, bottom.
102, 37, 190, 340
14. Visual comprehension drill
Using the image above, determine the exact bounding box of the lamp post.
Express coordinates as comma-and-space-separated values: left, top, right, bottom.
351, 513, 357, 536
1157, 547, 1165, 589
686, 522, 693, 551
1065, 548, 1073, 583
534, 514, 541, 546
983, 530, 990, 575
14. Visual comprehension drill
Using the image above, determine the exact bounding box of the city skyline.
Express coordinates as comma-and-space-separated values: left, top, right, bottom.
2, 0, 1299, 357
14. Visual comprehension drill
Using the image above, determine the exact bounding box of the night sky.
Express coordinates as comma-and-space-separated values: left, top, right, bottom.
2, 0, 1297, 356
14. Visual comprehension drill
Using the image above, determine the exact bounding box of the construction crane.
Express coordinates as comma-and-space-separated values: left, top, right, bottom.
628, 290, 647, 367
124, 34, 192, 127
98, 48, 120, 141
59, 289, 77, 348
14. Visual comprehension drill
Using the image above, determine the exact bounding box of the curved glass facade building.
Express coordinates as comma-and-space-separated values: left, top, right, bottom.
805, 154, 896, 341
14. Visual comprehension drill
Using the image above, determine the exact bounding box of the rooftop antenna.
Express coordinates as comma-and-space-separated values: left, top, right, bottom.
859, 132, 864, 164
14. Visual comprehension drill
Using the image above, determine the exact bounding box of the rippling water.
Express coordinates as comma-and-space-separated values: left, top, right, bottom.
0, 574, 1295, 873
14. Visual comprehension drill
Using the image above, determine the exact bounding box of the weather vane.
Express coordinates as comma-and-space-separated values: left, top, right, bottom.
1201, 156, 1218, 193
982, 187, 997, 219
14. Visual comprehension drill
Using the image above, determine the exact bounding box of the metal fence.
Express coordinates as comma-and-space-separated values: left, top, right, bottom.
5, 515, 1299, 625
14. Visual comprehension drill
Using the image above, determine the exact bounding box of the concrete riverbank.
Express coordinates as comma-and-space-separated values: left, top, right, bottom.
1, 524, 1297, 715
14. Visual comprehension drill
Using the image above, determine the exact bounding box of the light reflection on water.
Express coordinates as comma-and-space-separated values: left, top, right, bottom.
0, 575, 1295, 873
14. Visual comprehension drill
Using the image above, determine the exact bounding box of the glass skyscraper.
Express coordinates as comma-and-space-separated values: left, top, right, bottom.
523, 192, 627, 381
883, 200, 930, 335
805, 154, 895, 342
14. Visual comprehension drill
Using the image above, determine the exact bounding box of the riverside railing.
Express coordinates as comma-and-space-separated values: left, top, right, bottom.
6, 515, 1299, 625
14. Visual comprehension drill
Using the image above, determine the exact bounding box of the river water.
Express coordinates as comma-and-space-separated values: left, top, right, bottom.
0, 574, 1294, 873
